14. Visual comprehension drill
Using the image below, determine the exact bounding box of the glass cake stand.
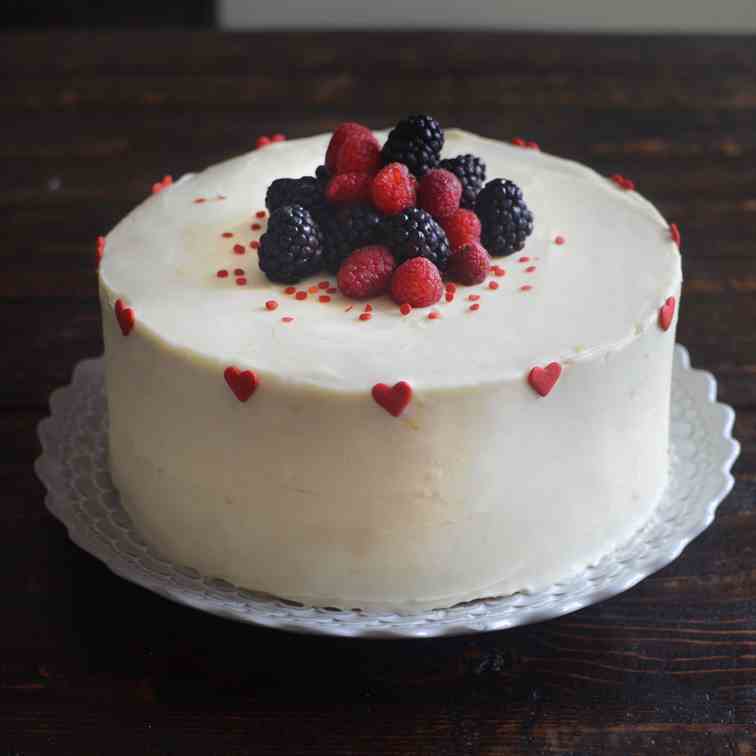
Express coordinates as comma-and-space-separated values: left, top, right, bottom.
35, 346, 739, 638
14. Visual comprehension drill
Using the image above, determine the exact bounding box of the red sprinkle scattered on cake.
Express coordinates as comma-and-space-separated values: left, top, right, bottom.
250, 241, 260, 250
282, 316, 294, 323
271, 133, 287, 143
319, 295, 331, 303
217, 269, 228, 278
308, 286, 319, 294
492, 266, 506, 277
221, 232, 234, 238
359, 312, 372, 321
193, 198, 206, 204
284, 286, 296, 295
518, 256, 530, 263
469, 303, 480, 312
610, 174, 635, 191
445, 291, 454, 302
520, 285, 533, 292
265, 300, 278, 311
488, 281, 499, 290
372, 381, 412, 417
96, 236, 106, 267
256, 136, 271, 149
256, 210, 267, 219
252, 223, 262, 231
669, 223, 681, 247
525, 266, 536, 273
400, 303, 412, 316
468, 294, 480, 301
318, 281, 331, 290
428, 310, 441, 320
555, 235, 566, 245
151, 175, 173, 194
234, 268, 245, 275
659, 296, 676, 331
233, 244, 246, 255
512, 137, 540, 150
295, 291, 307, 300
236, 277, 247, 286
114, 299, 135, 336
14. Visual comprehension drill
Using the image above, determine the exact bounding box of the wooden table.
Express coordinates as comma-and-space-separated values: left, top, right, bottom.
2, 31, 755, 754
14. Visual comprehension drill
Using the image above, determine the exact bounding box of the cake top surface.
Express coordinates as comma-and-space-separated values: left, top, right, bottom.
99, 129, 681, 390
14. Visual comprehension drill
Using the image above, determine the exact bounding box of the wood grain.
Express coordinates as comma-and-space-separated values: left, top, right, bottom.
1, 30, 755, 755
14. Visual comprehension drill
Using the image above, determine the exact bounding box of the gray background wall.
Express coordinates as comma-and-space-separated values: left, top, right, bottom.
219, 0, 756, 31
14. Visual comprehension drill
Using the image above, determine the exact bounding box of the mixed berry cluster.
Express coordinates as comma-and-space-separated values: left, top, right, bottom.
259, 116, 534, 307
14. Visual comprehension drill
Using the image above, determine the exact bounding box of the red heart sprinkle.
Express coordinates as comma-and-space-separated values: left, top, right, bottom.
371, 381, 412, 417
224, 367, 259, 402
669, 223, 681, 247
659, 296, 676, 331
96, 236, 106, 267
528, 362, 562, 397
114, 299, 134, 336
610, 174, 635, 191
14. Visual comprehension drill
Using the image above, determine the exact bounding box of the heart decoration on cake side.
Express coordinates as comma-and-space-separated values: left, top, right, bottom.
658, 296, 676, 331
372, 381, 412, 417
224, 367, 259, 403
528, 362, 562, 397
114, 299, 135, 336
669, 223, 681, 247
610, 173, 635, 191
96, 236, 106, 268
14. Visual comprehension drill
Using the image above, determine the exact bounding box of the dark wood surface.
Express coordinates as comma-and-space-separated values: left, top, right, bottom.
2, 30, 756, 755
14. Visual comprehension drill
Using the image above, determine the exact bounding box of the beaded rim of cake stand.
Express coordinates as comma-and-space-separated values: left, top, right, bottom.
35, 346, 739, 638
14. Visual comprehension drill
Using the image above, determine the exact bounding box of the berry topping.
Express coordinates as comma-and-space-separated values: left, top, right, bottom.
265, 176, 327, 216
390, 256, 444, 308
258, 205, 324, 284
331, 129, 381, 175
447, 240, 491, 285
418, 168, 462, 220
438, 154, 486, 209
319, 204, 383, 273
381, 207, 451, 271
476, 179, 534, 257
326, 172, 373, 205
325, 123, 375, 174
337, 245, 396, 300
371, 162, 417, 216
441, 208, 482, 251
381, 115, 444, 177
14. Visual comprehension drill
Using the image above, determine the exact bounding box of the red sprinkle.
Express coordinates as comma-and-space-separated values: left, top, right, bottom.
327, 287, 338, 294
669, 223, 681, 247
445, 282, 457, 293
216, 269, 228, 278
250, 241, 260, 250
468, 294, 480, 301
282, 316, 294, 323
469, 303, 480, 312
236, 277, 247, 286
345, 305, 354, 312
221, 232, 234, 238
308, 286, 319, 294
96, 235, 106, 267
318, 281, 330, 290
256, 210, 267, 219
151, 175, 173, 194
512, 137, 540, 150
520, 285, 533, 292
525, 266, 536, 273
271, 133, 287, 143
319, 295, 332, 303
400, 303, 412, 316
252, 223, 262, 231
428, 310, 441, 320
555, 235, 566, 245
488, 281, 499, 290
193, 197, 206, 204
492, 266, 506, 277
295, 291, 307, 300
256, 136, 271, 149
359, 312, 372, 321
233, 244, 246, 255
234, 268, 245, 275
265, 300, 278, 311
518, 256, 530, 263
611, 173, 635, 191
445, 291, 454, 302
364, 303, 373, 312
284, 286, 296, 295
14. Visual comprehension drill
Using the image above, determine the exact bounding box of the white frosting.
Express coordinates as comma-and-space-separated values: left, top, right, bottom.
100, 129, 682, 612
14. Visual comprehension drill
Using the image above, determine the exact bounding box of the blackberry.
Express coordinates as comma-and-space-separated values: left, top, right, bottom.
380, 207, 451, 271
381, 115, 444, 178
265, 176, 327, 217
258, 205, 324, 283
475, 179, 534, 258
315, 164, 330, 183
319, 204, 383, 273
439, 154, 486, 209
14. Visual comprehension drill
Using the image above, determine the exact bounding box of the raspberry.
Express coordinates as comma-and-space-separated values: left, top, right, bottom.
333, 132, 381, 175
371, 162, 417, 215
390, 257, 444, 308
476, 179, 534, 257
381, 115, 444, 177
447, 241, 491, 286
439, 154, 486, 209
380, 207, 451, 271
418, 168, 462, 220
319, 204, 383, 273
258, 205, 323, 284
441, 208, 482, 250
326, 172, 373, 205
337, 245, 396, 300
326, 123, 377, 174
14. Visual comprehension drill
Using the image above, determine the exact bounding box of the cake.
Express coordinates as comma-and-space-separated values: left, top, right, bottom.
98, 120, 682, 613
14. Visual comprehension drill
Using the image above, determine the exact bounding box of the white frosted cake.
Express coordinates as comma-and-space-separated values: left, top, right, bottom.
98, 123, 682, 612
